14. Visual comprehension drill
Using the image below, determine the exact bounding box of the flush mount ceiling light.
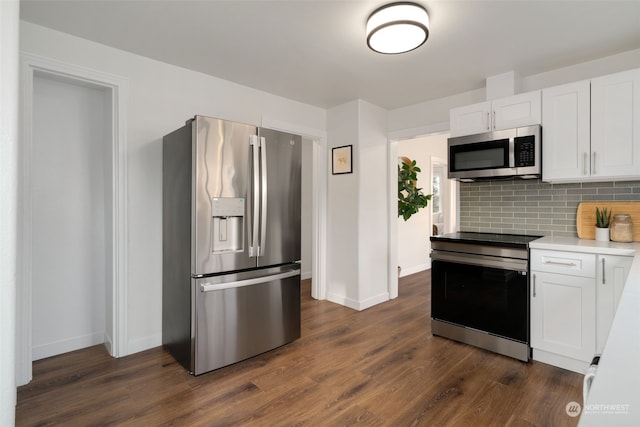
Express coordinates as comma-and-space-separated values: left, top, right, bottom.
366, 2, 429, 54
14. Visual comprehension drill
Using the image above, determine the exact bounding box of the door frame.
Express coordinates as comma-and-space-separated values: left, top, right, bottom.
387, 122, 450, 299
16, 53, 129, 385
261, 117, 327, 300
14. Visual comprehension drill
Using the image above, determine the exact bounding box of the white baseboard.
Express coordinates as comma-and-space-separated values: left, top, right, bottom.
326, 291, 390, 311
532, 349, 589, 374
357, 292, 390, 311
103, 331, 113, 356
32, 331, 104, 361
127, 333, 161, 356
301, 271, 312, 280
326, 292, 360, 310
399, 263, 430, 277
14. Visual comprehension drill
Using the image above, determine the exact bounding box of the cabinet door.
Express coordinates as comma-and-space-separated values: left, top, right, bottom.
492, 91, 541, 131
591, 68, 640, 178
542, 80, 591, 182
449, 101, 491, 137
530, 271, 596, 362
595, 255, 632, 353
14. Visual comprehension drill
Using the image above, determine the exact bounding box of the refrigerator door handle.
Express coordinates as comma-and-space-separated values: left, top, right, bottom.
200, 269, 299, 292
249, 135, 260, 257
259, 136, 268, 256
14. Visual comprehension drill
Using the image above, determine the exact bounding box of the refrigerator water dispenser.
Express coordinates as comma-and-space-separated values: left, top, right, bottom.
211, 197, 244, 253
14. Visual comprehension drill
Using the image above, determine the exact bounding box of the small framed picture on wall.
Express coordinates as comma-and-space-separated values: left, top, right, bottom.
332, 145, 352, 175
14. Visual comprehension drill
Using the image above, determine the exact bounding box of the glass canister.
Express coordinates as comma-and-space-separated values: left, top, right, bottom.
610, 214, 633, 243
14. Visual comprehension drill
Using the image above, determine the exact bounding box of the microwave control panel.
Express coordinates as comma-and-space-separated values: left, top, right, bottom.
514, 135, 535, 167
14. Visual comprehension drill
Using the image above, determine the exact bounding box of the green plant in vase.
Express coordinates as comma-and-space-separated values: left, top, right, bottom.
398, 157, 432, 221
595, 206, 612, 241
596, 207, 612, 228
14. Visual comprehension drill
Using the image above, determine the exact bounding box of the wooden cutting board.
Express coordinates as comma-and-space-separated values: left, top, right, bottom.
576, 201, 640, 241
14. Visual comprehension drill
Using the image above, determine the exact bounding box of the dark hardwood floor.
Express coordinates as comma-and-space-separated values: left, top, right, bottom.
16, 271, 583, 426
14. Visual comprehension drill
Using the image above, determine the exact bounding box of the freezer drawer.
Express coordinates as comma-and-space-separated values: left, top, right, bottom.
193, 265, 301, 375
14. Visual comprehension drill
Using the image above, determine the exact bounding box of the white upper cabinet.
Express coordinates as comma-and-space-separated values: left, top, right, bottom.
449, 101, 491, 136
591, 69, 640, 178
542, 80, 591, 181
449, 91, 541, 137
491, 91, 542, 130
542, 68, 640, 183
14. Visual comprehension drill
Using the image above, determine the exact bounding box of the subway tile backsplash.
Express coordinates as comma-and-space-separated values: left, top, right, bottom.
459, 179, 640, 237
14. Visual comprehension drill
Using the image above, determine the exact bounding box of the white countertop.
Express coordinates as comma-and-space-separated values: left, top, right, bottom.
530, 237, 640, 426
529, 235, 637, 256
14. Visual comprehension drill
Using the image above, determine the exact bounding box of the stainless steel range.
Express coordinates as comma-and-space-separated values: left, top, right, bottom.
430, 232, 542, 361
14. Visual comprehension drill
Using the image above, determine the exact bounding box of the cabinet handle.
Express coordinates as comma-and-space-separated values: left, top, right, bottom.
593, 152, 597, 175
533, 274, 536, 298
493, 111, 496, 129
543, 260, 577, 267
583, 153, 588, 175
602, 258, 606, 284
486, 112, 490, 130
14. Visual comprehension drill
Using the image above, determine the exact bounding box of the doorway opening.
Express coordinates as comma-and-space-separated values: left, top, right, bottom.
17, 54, 128, 386
396, 132, 457, 276
30, 72, 111, 360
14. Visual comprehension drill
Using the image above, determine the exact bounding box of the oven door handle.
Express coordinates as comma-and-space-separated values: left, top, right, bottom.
431, 251, 528, 272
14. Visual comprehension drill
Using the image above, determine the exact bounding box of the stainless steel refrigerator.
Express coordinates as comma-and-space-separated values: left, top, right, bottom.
162, 115, 301, 375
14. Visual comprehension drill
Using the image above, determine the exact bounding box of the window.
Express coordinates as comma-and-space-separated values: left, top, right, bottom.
432, 175, 441, 215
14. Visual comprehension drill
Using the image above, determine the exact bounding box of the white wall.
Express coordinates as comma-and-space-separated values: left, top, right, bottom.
521, 48, 640, 93
397, 133, 448, 276
20, 21, 326, 354
327, 101, 360, 305
357, 101, 389, 306
389, 89, 484, 133
31, 74, 108, 360
1, 1, 19, 424
326, 100, 389, 310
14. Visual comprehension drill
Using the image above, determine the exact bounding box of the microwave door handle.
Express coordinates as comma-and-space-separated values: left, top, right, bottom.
509, 138, 515, 168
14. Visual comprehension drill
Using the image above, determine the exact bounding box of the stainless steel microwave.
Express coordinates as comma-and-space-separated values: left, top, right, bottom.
448, 125, 541, 181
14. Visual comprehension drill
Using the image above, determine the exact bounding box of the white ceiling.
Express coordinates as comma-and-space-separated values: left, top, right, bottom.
20, 0, 640, 110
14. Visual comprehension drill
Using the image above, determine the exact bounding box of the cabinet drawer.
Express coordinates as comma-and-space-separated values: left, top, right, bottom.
531, 249, 596, 277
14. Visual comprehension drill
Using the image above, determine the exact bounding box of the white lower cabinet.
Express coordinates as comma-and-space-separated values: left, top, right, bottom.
596, 255, 633, 353
530, 249, 631, 373
531, 271, 596, 362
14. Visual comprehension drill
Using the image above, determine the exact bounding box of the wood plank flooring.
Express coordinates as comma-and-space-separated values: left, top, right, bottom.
16, 271, 584, 426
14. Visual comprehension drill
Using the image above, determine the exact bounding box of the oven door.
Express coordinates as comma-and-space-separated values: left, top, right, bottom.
431, 251, 529, 343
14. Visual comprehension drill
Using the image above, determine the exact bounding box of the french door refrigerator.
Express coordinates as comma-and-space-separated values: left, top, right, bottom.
162, 115, 301, 375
